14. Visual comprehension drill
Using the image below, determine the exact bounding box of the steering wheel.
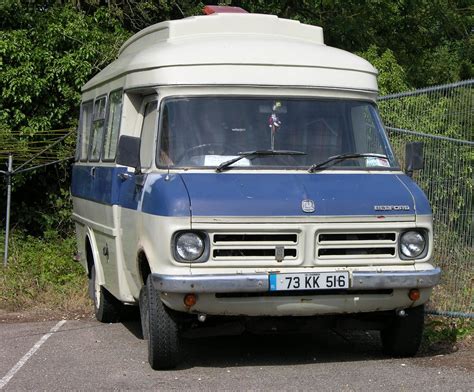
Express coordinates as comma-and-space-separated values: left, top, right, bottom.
177, 143, 228, 164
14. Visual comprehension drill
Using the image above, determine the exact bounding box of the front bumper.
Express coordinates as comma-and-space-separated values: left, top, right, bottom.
152, 267, 441, 293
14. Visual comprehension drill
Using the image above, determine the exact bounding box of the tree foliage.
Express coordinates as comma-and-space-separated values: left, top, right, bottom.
0, 1, 129, 234
235, 0, 473, 87
1, 1, 130, 133
358, 46, 409, 95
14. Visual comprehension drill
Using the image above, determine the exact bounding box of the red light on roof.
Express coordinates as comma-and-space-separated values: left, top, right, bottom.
202, 6, 248, 15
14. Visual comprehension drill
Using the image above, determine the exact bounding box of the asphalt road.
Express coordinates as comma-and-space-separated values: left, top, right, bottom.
1, 316, 472, 391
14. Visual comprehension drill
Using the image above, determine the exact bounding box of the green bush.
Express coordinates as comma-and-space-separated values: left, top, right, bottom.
0, 231, 89, 313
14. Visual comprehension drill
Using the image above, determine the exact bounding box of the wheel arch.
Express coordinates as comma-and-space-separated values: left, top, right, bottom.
137, 249, 152, 287
84, 228, 106, 287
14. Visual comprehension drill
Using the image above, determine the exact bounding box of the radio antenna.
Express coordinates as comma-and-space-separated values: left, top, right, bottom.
174, 2, 185, 18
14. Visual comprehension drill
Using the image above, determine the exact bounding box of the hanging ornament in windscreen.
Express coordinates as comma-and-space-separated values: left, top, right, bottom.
268, 101, 282, 150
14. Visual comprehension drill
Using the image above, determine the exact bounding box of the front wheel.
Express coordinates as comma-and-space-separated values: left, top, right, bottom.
89, 264, 121, 323
140, 275, 182, 370
380, 304, 425, 357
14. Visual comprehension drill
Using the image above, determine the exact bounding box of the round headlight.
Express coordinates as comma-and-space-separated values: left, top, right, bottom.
400, 231, 426, 258
175, 232, 204, 261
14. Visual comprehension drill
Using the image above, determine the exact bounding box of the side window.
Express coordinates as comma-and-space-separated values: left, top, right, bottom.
79, 101, 93, 161
102, 90, 123, 161
140, 101, 158, 169
158, 104, 172, 166
89, 96, 107, 161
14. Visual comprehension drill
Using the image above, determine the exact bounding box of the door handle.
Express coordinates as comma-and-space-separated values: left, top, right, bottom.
118, 172, 133, 181
90, 167, 96, 177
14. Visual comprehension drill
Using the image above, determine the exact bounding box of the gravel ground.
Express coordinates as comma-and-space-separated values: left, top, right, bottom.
0, 314, 472, 391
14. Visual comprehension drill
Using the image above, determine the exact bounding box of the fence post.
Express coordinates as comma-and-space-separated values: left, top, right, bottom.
3, 154, 13, 267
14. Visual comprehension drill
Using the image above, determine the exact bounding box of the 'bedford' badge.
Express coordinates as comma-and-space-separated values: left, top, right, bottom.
302, 199, 315, 213
374, 205, 410, 211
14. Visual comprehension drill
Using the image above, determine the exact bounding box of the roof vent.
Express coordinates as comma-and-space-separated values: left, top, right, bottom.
202, 6, 248, 15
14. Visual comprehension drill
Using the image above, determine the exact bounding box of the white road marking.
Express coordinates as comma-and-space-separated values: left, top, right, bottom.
0, 320, 66, 390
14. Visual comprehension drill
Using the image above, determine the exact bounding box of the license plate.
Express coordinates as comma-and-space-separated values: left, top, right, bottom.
269, 272, 350, 291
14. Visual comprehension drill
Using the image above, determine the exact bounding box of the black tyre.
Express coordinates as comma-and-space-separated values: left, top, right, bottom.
380, 305, 425, 357
89, 264, 121, 323
141, 275, 181, 370
139, 284, 149, 340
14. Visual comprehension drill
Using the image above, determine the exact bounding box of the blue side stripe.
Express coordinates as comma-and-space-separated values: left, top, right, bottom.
72, 165, 430, 217
141, 174, 191, 217
71, 165, 127, 205
71, 165, 191, 217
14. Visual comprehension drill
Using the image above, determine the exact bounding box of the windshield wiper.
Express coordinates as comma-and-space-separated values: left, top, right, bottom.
308, 153, 388, 173
216, 150, 306, 172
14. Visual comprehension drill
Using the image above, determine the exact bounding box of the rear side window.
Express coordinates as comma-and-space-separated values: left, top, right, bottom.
79, 101, 93, 161
102, 90, 123, 161
89, 96, 107, 161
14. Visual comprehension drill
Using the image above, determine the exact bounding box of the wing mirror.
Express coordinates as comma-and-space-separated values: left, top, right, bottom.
404, 142, 424, 177
116, 135, 141, 172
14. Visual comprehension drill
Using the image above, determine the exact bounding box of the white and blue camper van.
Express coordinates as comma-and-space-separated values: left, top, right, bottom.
72, 6, 441, 369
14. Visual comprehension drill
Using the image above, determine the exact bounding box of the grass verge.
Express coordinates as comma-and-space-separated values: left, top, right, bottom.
0, 231, 91, 320
422, 315, 473, 353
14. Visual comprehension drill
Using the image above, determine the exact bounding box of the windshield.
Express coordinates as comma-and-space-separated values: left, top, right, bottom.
157, 97, 397, 170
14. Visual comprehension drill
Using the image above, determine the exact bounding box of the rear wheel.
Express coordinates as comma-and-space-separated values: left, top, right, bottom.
380, 305, 425, 357
89, 264, 121, 323
140, 275, 182, 370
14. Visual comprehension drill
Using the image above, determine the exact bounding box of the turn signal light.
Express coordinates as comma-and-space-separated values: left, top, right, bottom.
184, 293, 197, 307
408, 289, 420, 301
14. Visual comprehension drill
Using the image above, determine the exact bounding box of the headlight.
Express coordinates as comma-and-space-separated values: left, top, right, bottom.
175, 232, 204, 261
400, 231, 426, 258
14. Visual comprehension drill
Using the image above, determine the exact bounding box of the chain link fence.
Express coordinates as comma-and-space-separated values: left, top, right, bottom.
379, 80, 473, 317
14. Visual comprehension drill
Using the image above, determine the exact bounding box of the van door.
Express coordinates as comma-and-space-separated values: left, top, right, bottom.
118, 95, 158, 297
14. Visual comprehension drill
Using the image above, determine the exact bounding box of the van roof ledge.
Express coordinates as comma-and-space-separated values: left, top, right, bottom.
118, 14, 324, 57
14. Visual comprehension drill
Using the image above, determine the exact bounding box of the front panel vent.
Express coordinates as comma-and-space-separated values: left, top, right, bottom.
318, 248, 395, 257
319, 233, 396, 242
213, 249, 297, 258
214, 234, 297, 244
317, 231, 397, 262
211, 232, 299, 261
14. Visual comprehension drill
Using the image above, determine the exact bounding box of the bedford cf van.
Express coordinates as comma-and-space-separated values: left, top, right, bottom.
72, 6, 441, 369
